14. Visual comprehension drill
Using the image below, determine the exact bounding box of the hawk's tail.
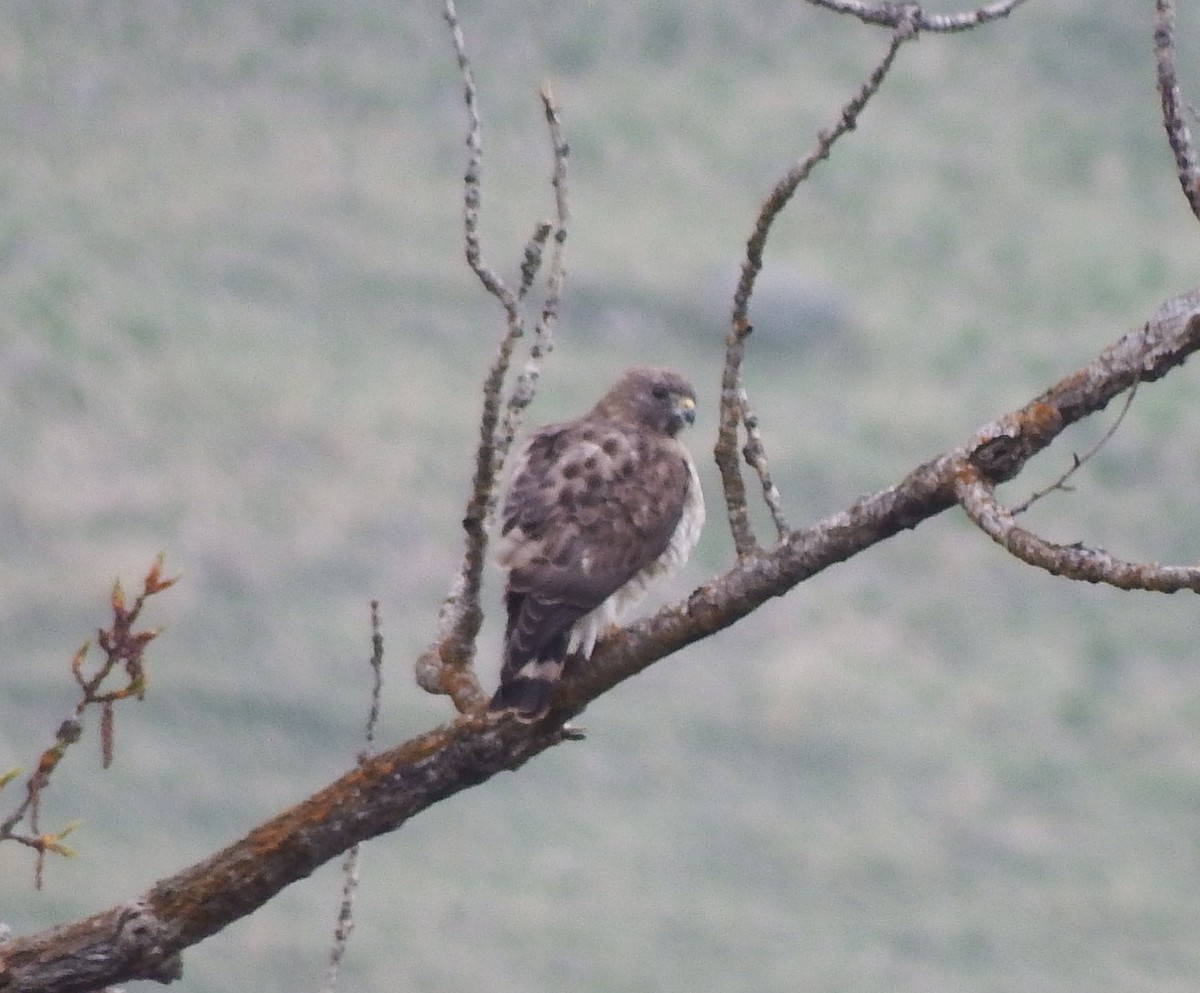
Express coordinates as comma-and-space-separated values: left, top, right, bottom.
492, 590, 582, 722
488, 656, 565, 722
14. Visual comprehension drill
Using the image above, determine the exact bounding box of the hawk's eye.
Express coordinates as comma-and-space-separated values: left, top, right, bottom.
651, 385, 668, 401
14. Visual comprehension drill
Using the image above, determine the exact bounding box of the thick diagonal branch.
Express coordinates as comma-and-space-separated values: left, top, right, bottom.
4, 292, 1199, 993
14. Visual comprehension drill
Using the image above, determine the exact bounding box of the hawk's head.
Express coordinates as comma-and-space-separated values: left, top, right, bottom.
596, 367, 698, 438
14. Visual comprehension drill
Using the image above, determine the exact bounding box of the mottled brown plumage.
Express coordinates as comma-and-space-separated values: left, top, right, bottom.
490, 367, 705, 721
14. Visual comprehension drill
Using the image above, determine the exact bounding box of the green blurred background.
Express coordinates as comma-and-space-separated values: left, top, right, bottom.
2, 1, 1200, 991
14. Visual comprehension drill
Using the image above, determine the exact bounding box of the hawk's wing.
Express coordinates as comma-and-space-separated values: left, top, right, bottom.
492, 416, 693, 716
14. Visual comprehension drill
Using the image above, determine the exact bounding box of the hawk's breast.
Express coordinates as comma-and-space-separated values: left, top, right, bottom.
565, 442, 704, 657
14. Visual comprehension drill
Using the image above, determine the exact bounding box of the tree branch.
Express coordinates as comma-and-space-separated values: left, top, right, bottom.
496, 86, 570, 459
416, 6, 570, 714
956, 464, 1200, 592
0, 717, 573, 993
5, 290, 1198, 993
805, 0, 1030, 33
740, 394, 790, 540
1154, 0, 1200, 222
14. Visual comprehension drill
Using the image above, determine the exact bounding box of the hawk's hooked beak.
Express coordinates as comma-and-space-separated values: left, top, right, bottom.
676, 395, 697, 427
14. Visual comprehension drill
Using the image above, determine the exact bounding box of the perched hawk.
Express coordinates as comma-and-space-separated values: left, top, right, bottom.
489, 367, 705, 722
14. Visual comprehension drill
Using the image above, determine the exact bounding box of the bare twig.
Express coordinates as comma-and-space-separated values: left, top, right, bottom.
805, 0, 1030, 32
498, 86, 570, 462
442, 0, 517, 313
716, 20, 912, 557
1010, 378, 1139, 515
716, 0, 1033, 555
319, 602, 385, 993
1154, 0, 1200, 222
957, 464, 1200, 592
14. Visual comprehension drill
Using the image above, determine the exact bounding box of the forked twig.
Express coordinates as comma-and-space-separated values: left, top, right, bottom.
418, 3, 569, 712
953, 295, 1200, 590
716, 19, 913, 557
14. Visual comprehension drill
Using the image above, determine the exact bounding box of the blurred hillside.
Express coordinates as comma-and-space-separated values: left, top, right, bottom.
2, 2, 1200, 992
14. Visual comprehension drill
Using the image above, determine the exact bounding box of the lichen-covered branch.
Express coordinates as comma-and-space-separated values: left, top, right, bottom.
442, 0, 514, 312
716, 22, 911, 557
413, 0, 514, 711
0, 717, 576, 993
1154, 0, 1200, 222
6, 292, 1198, 993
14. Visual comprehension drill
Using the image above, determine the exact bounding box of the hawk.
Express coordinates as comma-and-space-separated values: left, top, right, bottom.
489, 366, 705, 722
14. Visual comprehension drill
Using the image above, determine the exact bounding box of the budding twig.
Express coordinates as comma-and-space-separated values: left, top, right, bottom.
0, 555, 175, 887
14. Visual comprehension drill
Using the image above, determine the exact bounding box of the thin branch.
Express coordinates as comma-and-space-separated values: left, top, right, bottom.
319, 603, 385, 993
714, 337, 756, 557
498, 86, 570, 463
361, 601, 384, 755
1010, 377, 1139, 515
957, 464, 1200, 592
1154, 0, 1200, 222
716, 21, 912, 558
442, 0, 517, 312
739, 391, 790, 539
414, 0, 518, 713
805, 0, 1030, 32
